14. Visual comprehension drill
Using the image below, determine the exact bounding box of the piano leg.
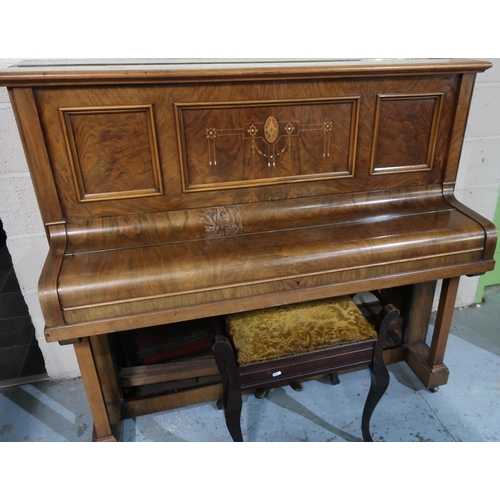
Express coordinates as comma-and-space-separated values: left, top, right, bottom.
425, 277, 461, 382
73, 337, 121, 442
405, 281, 437, 345
406, 277, 460, 390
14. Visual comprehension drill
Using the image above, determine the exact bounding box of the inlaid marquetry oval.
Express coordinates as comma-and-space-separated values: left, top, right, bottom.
264, 116, 279, 144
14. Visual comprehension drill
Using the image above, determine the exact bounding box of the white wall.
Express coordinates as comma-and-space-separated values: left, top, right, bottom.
0, 58, 499, 380
0, 59, 80, 379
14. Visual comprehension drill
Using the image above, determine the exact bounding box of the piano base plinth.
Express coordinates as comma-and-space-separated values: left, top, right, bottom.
406, 343, 450, 390
92, 425, 120, 443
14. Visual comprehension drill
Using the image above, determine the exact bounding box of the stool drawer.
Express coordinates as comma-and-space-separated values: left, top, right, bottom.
239, 340, 376, 390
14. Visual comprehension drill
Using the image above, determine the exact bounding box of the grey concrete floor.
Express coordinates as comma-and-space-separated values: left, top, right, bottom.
1, 285, 499, 443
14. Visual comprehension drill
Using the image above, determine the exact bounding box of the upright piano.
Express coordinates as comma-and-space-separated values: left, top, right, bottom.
0, 59, 497, 441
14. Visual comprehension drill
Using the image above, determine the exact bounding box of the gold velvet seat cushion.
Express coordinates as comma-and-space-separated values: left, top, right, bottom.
226, 296, 377, 365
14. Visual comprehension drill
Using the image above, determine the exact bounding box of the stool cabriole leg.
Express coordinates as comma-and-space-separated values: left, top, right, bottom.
361, 305, 399, 442
210, 318, 244, 442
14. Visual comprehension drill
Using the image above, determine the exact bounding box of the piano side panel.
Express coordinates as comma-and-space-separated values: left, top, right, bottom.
444, 73, 477, 183
8, 88, 64, 228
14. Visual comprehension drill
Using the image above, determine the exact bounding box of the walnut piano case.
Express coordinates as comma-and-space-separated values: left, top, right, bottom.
0, 59, 496, 441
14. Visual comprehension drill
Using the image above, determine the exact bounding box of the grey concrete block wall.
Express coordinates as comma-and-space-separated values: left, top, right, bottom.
454, 59, 500, 307
0, 58, 499, 380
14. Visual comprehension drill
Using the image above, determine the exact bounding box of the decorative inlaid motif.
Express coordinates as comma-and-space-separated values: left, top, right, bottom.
206, 127, 218, 166
175, 97, 360, 192
201, 206, 243, 248
205, 116, 335, 168
264, 116, 279, 143
323, 122, 332, 158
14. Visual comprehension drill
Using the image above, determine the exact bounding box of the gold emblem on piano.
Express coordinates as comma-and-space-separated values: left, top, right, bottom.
264, 116, 279, 144
249, 117, 295, 167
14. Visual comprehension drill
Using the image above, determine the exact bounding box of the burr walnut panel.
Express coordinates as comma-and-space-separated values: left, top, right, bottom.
60, 105, 163, 202
30, 73, 460, 220
175, 97, 359, 192
371, 93, 444, 174
60, 209, 482, 306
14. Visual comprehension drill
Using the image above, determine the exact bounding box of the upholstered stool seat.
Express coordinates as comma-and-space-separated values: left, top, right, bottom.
227, 296, 378, 365
210, 296, 399, 442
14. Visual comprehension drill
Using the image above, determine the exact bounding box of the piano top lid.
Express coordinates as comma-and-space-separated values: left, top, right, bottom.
0, 58, 492, 86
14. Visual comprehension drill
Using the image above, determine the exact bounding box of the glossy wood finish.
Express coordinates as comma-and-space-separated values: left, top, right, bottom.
427, 278, 460, 368
1, 59, 497, 441
12, 75, 468, 219
7, 88, 64, 227
34, 184, 496, 338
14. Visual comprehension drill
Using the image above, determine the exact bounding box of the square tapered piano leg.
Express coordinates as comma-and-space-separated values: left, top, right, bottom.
73, 337, 122, 442
406, 277, 460, 390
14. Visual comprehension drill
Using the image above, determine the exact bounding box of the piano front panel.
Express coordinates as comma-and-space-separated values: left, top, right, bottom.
370, 92, 444, 174
59, 105, 163, 202
175, 97, 359, 191
32, 74, 459, 221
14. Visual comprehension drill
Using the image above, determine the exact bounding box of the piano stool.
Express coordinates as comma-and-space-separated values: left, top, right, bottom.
211, 296, 400, 441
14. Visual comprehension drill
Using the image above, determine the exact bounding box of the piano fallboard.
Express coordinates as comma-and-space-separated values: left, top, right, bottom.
35, 184, 492, 343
